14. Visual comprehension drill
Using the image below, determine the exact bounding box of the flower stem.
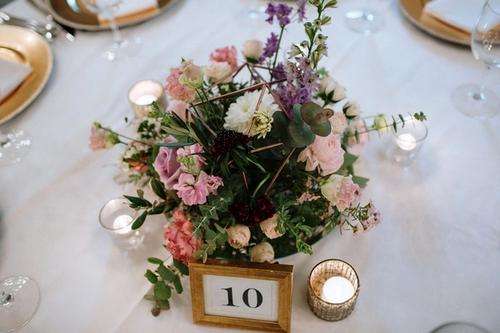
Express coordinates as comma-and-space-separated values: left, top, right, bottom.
272, 26, 285, 70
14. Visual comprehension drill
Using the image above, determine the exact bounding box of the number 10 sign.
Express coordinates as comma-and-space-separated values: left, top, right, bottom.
189, 259, 293, 332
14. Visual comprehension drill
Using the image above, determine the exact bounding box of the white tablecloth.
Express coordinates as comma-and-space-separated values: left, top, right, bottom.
1, 0, 500, 332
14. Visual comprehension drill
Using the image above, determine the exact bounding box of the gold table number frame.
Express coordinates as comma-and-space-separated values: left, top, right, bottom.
189, 259, 293, 333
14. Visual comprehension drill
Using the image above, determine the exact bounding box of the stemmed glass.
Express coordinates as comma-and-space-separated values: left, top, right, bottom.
82, 0, 141, 61
244, 0, 266, 20
452, 0, 500, 119
345, 0, 385, 34
0, 128, 31, 166
0, 276, 40, 333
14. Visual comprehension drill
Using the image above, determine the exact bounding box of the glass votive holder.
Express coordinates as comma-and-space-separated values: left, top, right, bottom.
431, 322, 491, 333
388, 119, 428, 167
307, 259, 360, 321
99, 198, 145, 249
128, 80, 167, 118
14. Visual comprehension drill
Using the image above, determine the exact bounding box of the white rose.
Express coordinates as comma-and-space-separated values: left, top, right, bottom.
249, 242, 275, 263
226, 224, 251, 249
259, 214, 283, 239
242, 40, 263, 62
343, 101, 360, 119
204, 62, 233, 84
320, 174, 344, 207
330, 111, 347, 134
320, 76, 346, 102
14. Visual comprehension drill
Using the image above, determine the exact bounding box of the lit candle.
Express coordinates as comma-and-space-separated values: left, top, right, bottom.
128, 80, 167, 118
134, 94, 158, 106
321, 276, 355, 303
396, 133, 417, 151
112, 214, 133, 235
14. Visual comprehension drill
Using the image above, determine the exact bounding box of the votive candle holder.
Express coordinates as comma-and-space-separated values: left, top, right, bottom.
128, 80, 167, 118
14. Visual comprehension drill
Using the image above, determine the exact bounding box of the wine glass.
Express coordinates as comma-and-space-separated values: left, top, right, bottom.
345, 0, 386, 34
82, 0, 141, 61
0, 276, 40, 333
431, 321, 491, 333
0, 128, 31, 166
452, 0, 500, 119
244, 0, 266, 20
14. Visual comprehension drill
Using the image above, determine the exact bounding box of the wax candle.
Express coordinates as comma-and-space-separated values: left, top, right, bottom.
112, 214, 133, 235
134, 94, 158, 106
396, 133, 417, 151
321, 276, 355, 303
128, 80, 167, 117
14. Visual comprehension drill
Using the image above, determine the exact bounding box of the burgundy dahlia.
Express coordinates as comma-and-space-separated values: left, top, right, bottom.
210, 130, 250, 159
229, 195, 276, 226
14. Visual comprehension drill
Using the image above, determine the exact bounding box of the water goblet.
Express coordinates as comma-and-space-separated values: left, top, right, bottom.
0, 276, 40, 333
345, 0, 386, 34
82, 0, 141, 61
452, 0, 500, 119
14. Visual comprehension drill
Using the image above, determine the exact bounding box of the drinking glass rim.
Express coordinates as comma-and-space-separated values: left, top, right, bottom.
431, 321, 491, 333
486, 0, 500, 16
391, 121, 428, 143
98, 198, 137, 231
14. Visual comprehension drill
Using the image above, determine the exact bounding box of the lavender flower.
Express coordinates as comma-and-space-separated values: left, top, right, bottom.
265, 3, 276, 24
260, 32, 279, 61
272, 63, 287, 81
275, 4, 292, 27
297, 0, 307, 22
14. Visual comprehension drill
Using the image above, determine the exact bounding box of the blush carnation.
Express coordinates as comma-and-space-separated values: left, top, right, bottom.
298, 133, 345, 176
166, 68, 196, 102
164, 210, 202, 264
321, 175, 361, 212
177, 143, 206, 173
226, 224, 251, 249
173, 172, 209, 206
89, 126, 107, 150
210, 46, 238, 71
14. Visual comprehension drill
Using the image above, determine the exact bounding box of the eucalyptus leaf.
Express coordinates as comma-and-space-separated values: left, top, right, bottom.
154, 281, 171, 301
173, 275, 183, 294
131, 211, 148, 230
157, 265, 176, 282
173, 259, 189, 276
145, 270, 158, 284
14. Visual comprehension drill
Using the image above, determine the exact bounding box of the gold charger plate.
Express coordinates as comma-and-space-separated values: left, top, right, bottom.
399, 0, 470, 46
47, 0, 180, 31
0, 25, 53, 125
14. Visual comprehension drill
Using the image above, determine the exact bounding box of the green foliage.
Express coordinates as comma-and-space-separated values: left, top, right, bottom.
300, 102, 333, 137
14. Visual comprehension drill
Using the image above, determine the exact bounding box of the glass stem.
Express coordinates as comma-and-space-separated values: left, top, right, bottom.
476, 65, 490, 100
0, 130, 8, 147
108, 14, 123, 47
0, 291, 13, 306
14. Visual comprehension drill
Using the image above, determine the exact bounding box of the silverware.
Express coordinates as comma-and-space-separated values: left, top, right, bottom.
0, 11, 58, 42
27, 0, 76, 41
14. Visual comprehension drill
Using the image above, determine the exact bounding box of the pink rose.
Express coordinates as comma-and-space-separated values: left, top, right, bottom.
259, 214, 283, 239
204, 62, 233, 83
298, 133, 345, 176
166, 68, 196, 102
177, 144, 206, 173
226, 224, 251, 249
164, 210, 202, 264
330, 111, 347, 134
321, 175, 361, 212
153, 139, 182, 189
167, 100, 189, 122
179, 60, 203, 88
210, 46, 238, 71
249, 242, 274, 263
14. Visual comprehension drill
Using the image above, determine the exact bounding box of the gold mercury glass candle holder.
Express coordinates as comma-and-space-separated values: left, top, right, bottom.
128, 80, 167, 118
307, 259, 360, 321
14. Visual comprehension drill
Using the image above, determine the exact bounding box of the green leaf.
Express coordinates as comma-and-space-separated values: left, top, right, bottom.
149, 202, 167, 215
173, 259, 189, 275
157, 265, 176, 282
131, 211, 148, 230
288, 105, 315, 147
158, 299, 170, 310
352, 175, 369, 187
157, 141, 195, 148
341, 152, 358, 169
147, 257, 163, 265
124, 195, 152, 208
150, 178, 167, 200
173, 275, 183, 294
205, 228, 217, 241
145, 270, 158, 284
310, 122, 331, 137
154, 281, 171, 301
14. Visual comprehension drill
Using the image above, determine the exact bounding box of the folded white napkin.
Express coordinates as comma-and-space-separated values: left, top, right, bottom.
97, 0, 158, 21
423, 0, 486, 33
0, 58, 32, 104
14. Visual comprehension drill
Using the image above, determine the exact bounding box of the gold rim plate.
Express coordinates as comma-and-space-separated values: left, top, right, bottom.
0, 25, 53, 125
47, 0, 180, 31
399, 0, 470, 46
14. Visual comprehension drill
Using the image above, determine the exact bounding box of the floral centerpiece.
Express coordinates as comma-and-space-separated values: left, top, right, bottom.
91, 0, 425, 315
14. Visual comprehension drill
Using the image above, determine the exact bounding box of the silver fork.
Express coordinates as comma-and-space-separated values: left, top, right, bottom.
0, 11, 59, 42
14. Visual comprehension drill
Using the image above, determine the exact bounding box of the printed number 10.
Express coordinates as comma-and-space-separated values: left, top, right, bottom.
222, 287, 263, 308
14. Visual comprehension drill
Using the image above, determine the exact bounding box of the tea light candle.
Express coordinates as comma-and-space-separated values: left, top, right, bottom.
112, 214, 133, 235
321, 276, 355, 303
307, 259, 359, 321
396, 133, 417, 151
128, 80, 167, 118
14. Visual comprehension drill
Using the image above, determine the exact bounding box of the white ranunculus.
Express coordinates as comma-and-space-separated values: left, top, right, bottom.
249, 242, 275, 263
204, 62, 233, 84
226, 224, 251, 249
330, 111, 347, 134
343, 101, 360, 119
319, 76, 346, 102
242, 40, 263, 62
224, 90, 279, 138
259, 214, 283, 239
